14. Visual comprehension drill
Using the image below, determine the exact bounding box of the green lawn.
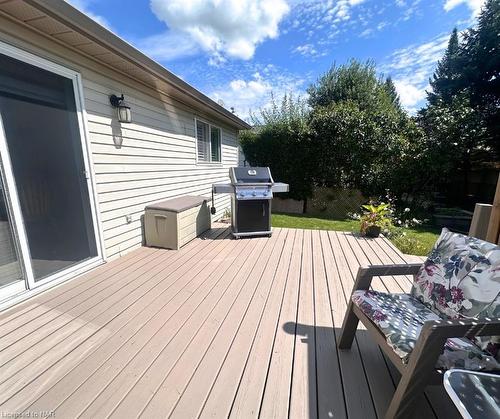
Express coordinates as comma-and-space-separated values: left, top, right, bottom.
271, 213, 439, 256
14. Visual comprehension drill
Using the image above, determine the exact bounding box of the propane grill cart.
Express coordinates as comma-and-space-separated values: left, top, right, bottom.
212, 167, 289, 238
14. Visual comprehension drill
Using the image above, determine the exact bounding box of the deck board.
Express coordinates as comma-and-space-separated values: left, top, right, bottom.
0, 226, 458, 419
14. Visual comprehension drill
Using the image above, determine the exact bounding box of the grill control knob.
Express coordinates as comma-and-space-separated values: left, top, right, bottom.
252, 191, 256, 196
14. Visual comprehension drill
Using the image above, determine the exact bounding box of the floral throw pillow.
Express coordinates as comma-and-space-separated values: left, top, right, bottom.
411, 228, 500, 361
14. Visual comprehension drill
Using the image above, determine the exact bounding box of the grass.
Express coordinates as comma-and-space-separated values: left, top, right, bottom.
272, 213, 360, 232
271, 212, 440, 256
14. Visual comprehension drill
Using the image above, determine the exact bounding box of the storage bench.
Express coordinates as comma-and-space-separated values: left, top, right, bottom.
144, 195, 211, 250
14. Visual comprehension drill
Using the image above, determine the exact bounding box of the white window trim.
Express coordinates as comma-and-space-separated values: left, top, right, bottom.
194, 117, 222, 165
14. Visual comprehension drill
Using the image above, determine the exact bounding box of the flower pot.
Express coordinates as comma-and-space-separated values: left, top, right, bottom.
364, 225, 381, 238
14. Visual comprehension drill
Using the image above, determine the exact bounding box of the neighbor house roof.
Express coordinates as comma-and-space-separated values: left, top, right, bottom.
0, 0, 251, 130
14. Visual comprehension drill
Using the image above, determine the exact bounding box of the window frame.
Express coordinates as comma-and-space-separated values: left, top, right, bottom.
194, 117, 222, 164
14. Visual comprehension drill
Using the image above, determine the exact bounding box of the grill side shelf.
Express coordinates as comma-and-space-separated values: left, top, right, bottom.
272, 183, 289, 193
212, 183, 233, 194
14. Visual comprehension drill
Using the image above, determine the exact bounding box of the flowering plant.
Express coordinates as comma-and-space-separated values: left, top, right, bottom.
360, 202, 392, 234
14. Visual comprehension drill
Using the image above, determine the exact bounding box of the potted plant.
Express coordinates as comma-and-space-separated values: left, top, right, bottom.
360, 202, 392, 238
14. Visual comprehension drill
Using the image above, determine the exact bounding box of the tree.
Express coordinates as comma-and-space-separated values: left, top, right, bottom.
240, 94, 314, 202
306, 60, 414, 200
418, 0, 500, 206
308, 99, 424, 201
427, 28, 463, 105
461, 0, 500, 159
307, 59, 403, 118
383, 76, 402, 110
417, 94, 487, 199
249, 92, 309, 127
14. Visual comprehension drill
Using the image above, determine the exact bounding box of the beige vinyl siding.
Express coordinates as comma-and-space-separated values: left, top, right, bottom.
83, 80, 237, 259
0, 14, 240, 261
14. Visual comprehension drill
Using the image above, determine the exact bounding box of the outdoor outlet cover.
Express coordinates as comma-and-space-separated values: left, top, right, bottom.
125, 214, 132, 224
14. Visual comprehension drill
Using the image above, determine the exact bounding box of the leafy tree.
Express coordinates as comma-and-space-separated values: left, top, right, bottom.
306, 60, 414, 201
309, 99, 426, 203
249, 92, 309, 127
240, 94, 314, 202
417, 94, 488, 203
307, 59, 403, 118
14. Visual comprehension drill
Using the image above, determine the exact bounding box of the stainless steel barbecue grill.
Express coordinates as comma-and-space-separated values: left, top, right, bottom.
212, 167, 289, 238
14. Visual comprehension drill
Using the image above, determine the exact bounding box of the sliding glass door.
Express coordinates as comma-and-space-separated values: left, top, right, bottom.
0, 44, 101, 300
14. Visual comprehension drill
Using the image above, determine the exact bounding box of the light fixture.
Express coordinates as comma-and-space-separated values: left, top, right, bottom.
109, 94, 132, 123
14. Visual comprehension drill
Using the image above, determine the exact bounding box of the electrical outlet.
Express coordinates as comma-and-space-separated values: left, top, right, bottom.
125, 214, 132, 224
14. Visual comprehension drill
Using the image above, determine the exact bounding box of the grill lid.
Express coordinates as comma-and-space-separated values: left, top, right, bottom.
212, 167, 289, 196
230, 167, 273, 184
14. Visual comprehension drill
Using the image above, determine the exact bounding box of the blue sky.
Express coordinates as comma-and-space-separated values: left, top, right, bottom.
68, 0, 484, 119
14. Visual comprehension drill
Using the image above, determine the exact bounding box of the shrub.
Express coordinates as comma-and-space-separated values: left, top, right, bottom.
385, 227, 429, 256
239, 94, 314, 202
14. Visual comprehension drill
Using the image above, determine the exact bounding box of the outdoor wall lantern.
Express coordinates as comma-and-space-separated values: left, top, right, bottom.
109, 94, 132, 123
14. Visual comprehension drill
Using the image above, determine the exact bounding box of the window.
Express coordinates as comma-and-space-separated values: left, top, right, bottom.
211, 126, 221, 162
196, 119, 221, 163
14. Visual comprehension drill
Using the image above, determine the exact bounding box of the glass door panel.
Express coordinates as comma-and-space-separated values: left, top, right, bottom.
0, 52, 98, 282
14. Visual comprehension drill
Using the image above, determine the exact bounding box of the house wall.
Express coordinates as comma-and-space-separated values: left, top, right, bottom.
84, 78, 238, 259
0, 17, 239, 260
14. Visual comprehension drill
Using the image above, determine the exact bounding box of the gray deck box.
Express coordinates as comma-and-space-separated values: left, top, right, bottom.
144, 195, 211, 250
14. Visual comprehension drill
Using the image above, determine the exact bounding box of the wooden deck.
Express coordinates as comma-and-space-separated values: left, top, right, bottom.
0, 226, 461, 419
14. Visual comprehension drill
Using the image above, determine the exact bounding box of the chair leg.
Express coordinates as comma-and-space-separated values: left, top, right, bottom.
338, 302, 359, 349
384, 367, 428, 419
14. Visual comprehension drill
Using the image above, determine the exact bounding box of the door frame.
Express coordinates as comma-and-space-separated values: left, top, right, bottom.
0, 39, 105, 294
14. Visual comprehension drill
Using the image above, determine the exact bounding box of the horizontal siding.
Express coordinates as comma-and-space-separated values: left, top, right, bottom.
0, 16, 241, 262
83, 80, 238, 260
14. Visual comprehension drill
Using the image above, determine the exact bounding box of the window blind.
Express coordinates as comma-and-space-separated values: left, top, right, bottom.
196, 120, 209, 162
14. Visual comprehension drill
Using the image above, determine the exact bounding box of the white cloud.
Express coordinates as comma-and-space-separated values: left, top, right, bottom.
360, 28, 373, 37
286, 0, 371, 47
133, 32, 199, 62
292, 43, 325, 57
381, 34, 450, 113
444, 0, 485, 18
65, 0, 113, 30
149, 0, 289, 61
393, 80, 427, 112
327, 0, 367, 23
386, 34, 449, 73
208, 69, 306, 120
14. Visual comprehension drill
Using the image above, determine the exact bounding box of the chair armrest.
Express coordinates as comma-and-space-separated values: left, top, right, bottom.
352, 263, 422, 292
406, 317, 500, 375
385, 317, 500, 418
423, 317, 500, 340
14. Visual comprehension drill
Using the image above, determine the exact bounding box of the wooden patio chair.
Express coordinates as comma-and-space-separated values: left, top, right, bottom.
338, 228, 500, 419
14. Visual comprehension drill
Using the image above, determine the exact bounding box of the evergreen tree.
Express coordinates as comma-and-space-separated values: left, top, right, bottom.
462, 0, 500, 158
418, 0, 500, 204
427, 28, 463, 105
462, 0, 500, 103
383, 76, 401, 110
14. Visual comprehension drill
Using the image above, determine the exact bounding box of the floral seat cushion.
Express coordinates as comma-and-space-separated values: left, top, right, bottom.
411, 228, 500, 361
352, 290, 500, 370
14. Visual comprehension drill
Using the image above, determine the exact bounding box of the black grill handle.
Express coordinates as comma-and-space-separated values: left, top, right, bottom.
211, 186, 216, 215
